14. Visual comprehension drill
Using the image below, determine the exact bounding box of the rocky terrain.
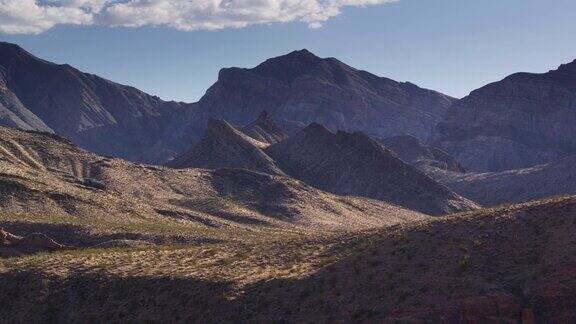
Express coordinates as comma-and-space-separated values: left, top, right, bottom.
380, 134, 465, 173
266, 123, 478, 215
1, 41, 576, 323
0, 42, 456, 165
0, 227, 65, 257
434, 59, 576, 172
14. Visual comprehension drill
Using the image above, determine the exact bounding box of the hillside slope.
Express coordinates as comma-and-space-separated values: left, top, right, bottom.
266, 123, 478, 215
429, 155, 576, 206
240, 111, 289, 144
0, 42, 191, 163
166, 119, 284, 175
380, 134, 465, 173
434, 59, 576, 172
0, 125, 426, 245
1, 196, 574, 322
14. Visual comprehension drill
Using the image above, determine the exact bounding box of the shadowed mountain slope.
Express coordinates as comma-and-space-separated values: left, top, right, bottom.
265, 123, 478, 215
380, 134, 465, 173
194, 49, 455, 141
434, 59, 576, 172
0, 42, 194, 163
429, 155, 576, 206
166, 119, 284, 175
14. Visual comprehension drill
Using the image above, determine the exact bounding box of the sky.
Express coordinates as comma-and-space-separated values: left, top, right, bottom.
0, 0, 575, 102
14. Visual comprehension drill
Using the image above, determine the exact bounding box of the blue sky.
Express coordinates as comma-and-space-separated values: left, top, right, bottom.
1, 0, 575, 102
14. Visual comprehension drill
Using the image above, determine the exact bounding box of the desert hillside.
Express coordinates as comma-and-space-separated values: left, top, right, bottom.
1, 196, 574, 322
0, 125, 427, 249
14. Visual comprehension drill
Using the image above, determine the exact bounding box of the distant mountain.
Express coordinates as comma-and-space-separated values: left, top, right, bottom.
380, 134, 465, 173
0, 42, 191, 163
0, 43, 455, 164
240, 111, 288, 144
196, 49, 455, 140
430, 154, 576, 206
434, 59, 576, 172
265, 123, 478, 215
166, 118, 284, 175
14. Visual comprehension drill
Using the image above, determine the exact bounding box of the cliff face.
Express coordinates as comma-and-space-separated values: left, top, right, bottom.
0, 43, 454, 164
197, 49, 455, 141
434, 59, 576, 172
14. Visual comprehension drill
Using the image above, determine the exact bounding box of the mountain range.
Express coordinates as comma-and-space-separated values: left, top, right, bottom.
169, 114, 477, 215
1, 41, 576, 322
0, 43, 455, 164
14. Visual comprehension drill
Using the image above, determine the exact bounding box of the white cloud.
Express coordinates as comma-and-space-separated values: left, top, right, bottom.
0, 0, 93, 34
0, 0, 396, 34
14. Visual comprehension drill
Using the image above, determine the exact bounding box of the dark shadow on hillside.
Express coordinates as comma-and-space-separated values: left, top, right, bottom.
0, 221, 222, 247
0, 270, 235, 323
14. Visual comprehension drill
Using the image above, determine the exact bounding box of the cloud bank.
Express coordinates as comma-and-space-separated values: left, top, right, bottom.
0, 0, 396, 34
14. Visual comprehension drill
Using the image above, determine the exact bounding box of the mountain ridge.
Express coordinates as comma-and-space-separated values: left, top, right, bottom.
434, 58, 576, 172
0, 42, 456, 164
265, 123, 478, 215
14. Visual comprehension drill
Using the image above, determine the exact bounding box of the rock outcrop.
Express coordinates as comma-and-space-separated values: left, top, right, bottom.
0, 228, 64, 256
434, 59, 576, 172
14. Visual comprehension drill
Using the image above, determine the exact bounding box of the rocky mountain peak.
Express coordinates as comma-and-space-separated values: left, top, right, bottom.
167, 118, 282, 174
556, 59, 576, 74
0, 42, 44, 66
240, 111, 288, 144
301, 122, 332, 136
265, 48, 320, 64
250, 49, 327, 83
